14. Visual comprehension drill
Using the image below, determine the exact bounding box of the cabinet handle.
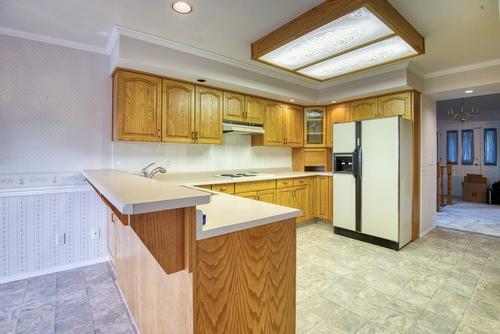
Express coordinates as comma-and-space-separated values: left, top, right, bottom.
157, 128, 161, 138
111, 213, 116, 223
220, 187, 227, 191
195, 131, 198, 140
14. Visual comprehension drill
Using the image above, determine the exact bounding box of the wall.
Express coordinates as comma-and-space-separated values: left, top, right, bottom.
420, 95, 438, 236
112, 135, 291, 172
437, 120, 500, 197
0, 35, 111, 282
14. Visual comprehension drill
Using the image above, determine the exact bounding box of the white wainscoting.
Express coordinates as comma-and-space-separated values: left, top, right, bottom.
0, 173, 107, 283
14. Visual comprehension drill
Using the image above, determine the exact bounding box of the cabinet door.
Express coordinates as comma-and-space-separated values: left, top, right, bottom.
257, 189, 276, 204
114, 71, 162, 141
107, 209, 116, 264
304, 107, 326, 147
195, 87, 223, 144
285, 105, 304, 147
162, 79, 195, 143
351, 98, 378, 121
238, 191, 258, 200
244, 96, 264, 125
277, 187, 294, 208
377, 92, 412, 119
263, 101, 285, 146
316, 176, 330, 219
294, 185, 309, 223
223, 92, 245, 123
328, 177, 333, 221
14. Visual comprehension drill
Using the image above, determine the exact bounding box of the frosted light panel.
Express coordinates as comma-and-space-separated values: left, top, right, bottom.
298, 36, 417, 80
259, 7, 394, 70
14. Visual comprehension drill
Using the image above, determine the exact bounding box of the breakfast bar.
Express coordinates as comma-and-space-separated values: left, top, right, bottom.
82, 169, 301, 334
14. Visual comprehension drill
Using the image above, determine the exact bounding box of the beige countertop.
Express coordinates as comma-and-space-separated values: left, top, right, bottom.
82, 169, 210, 214
83, 168, 331, 239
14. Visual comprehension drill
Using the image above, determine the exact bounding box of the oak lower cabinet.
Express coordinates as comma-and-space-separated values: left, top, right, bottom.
113, 70, 162, 141
315, 176, 332, 220
277, 186, 309, 223
162, 79, 195, 143
237, 191, 258, 200
252, 101, 303, 147
237, 189, 276, 203
195, 87, 223, 144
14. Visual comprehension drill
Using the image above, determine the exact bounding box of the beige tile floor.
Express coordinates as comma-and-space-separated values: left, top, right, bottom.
436, 200, 500, 237
1, 222, 499, 333
296, 222, 500, 333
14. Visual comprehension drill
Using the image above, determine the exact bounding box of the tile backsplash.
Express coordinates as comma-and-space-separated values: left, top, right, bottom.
112, 134, 292, 173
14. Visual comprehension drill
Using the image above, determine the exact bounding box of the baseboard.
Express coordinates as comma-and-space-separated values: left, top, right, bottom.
420, 222, 437, 237
0, 256, 109, 284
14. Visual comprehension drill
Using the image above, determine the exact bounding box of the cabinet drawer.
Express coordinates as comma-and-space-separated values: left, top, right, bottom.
235, 180, 276, 193
277, 178, 293, 188
304, 150, 326, 166
212, 183, 235, 194
237, 191, 258, 200
293, 177, 309, 186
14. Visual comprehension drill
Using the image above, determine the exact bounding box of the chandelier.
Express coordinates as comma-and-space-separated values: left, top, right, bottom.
448, 98, 479, 122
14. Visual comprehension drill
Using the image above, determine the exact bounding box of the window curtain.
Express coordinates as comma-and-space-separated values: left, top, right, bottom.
447, 131, 458, 164
484, 128, 497, 165
461, 130, 474, 165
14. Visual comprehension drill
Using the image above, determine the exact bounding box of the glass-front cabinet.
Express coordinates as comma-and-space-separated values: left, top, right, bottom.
304, 107, 326, 147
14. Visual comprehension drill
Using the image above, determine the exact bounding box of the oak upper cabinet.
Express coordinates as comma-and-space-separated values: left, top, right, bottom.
351, 97, 378, 121
113, 70, 162, 141
244, 96, 265, 125
285, 105, 304, 147
195, 86, 223, 144
162, 79, 195, 143
261, 101, 285, 146
304, 107, 326, 147
377, 91, 412, 119
223, 92, 245, 123
326, 103, 351, 148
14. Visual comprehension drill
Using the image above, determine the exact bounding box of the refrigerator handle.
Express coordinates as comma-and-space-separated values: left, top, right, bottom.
352, 148, 358, 178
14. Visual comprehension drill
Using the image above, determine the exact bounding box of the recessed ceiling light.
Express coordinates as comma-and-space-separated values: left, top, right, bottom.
465, 90, 474, 94
331, 100, 337, 103
289, 99, 295, 102
172, 1, 192, 14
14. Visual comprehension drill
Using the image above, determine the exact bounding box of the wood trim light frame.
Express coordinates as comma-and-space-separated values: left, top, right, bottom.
251, 0, 424, 81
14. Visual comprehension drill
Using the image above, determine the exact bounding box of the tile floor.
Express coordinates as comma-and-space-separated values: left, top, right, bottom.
1, 223, 499, 333
437, 200, 500, 237
0, 262, 136, 334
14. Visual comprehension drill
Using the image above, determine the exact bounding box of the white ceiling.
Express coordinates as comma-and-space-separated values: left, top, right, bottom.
1, 0, 500, 88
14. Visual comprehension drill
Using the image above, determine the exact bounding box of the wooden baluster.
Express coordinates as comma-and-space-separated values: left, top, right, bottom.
447, 163, 453, 205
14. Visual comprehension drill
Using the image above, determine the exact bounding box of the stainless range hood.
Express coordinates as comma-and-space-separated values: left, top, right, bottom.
223, 122, 264, 135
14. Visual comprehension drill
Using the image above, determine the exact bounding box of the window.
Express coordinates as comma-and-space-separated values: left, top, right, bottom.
446, 131, 458, 164
484, 128, 497, 166
461, 130, 474, 165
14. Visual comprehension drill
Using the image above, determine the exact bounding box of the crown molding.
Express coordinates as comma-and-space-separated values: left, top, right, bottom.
114, 25, 319, 89
423, 58, 500, 79
105, 25, 119, 55
0, 26, 108, 55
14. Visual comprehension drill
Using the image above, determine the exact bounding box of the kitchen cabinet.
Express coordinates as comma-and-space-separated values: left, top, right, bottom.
292, 148, 332, 172
257, 189, 276, 204
304, 107, 326, 147
252, 101, 303, 147
113, 70, 162, 141
223, 92, 245, 123
377, 91, 412, 119
237, 191, 258, 200
244, 96, 265, 124
285, 105, 304, 147
195, 86, 223, 144
212, 183, 235, 194
162, 79, 195, 143
234, 179, 276, 193
326, 103, 351, 148
316, 176, 332, 220
277, 185, 309, 223
277, 187, 295, 208
351, 98, 378, 121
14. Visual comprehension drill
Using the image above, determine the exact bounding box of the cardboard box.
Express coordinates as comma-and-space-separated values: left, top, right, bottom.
463, 174, 487, 203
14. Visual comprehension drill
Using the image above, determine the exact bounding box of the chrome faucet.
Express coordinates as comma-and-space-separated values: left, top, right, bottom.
140, 163, 166, 178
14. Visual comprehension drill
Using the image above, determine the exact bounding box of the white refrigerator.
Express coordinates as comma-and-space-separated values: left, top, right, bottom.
333, 116, 413, 250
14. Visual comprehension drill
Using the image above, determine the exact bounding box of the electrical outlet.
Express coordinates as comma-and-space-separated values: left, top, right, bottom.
55, 233, 66, 246
91, 228, 100, 239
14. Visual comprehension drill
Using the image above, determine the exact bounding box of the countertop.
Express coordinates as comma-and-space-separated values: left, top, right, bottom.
83, 168, 331, 239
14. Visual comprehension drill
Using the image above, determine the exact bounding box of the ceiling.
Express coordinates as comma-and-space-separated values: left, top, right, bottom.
1, 0, 499, 87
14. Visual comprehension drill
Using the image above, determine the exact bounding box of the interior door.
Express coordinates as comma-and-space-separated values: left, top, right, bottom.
361, 117, 399, 242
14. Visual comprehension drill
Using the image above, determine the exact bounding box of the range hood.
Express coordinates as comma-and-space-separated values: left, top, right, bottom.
223, 122, 264, 135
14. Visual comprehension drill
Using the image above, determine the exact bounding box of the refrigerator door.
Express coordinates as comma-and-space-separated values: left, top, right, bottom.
333, 122, 356, 153
333, 121, 357, 231
361, 117, 399, 242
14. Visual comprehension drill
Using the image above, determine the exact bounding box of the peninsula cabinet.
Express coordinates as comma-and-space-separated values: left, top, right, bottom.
195, 86, 223, 144
277, 183, 309, 223
252, 101, 303, 147
113, 70, 162, 141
